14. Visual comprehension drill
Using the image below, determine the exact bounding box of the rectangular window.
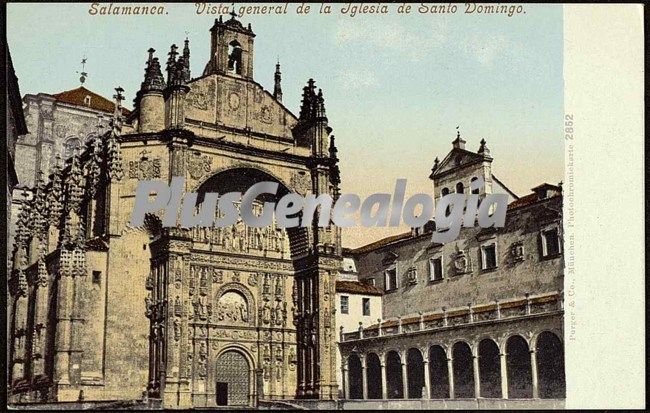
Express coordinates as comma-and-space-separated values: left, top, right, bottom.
362, 278, 376, 287
542, 228, 561, 257
481, 244, 498, 270
92, 271, 102, 284
362, 298, 370, 316
340, 295, 349, 315
385, 268, 398, 291
429, 257, 443, 281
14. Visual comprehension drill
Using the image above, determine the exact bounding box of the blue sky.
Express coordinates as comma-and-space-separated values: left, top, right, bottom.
7, 3, 564, 247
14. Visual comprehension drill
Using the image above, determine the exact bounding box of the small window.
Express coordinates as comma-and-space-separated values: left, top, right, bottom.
481, 244, 498, 270
362, 278, 375, 287
92, 271, 102, 284
471, 177, 480, 194
362, 298, 370, 316
340, 295, 349, 315
429, 257, 443, 281
441, 187, 450, 197
84, 95, 92, 106
541, 228, 561, 257
456, 182, 464, 194
385, 268, 398, 292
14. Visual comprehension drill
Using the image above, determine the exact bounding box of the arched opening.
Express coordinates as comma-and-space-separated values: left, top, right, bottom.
456, 182, 464, 194
429, 345, 449, 398
366, 353, 382, 399
216, 290, 250, 325
407, 348, 424, 398
506, 335, 533, 398
470, 177, 480, 194
478, 338, 501, 398
348, 354, 363, 399
386, 350, 404, 399
215, 350, 251, 406
536, 332, 565, 398
194, 167, 298, 259
452, 341, 475, 398
228, 40, 243, 74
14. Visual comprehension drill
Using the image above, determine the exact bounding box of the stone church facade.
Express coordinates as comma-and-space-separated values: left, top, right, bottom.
8, 15, 341, 408
338, 136, 565, 407
9, 86, 130, 268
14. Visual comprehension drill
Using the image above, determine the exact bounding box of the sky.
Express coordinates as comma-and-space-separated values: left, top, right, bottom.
7, 3, 564, 248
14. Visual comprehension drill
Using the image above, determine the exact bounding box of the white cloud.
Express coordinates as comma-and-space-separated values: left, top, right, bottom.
335, 20, 448, 62
464, 34, 512, 66
337, 68, 379, 90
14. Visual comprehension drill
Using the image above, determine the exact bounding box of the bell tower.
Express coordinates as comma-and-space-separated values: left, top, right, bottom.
203, 12, 255, 79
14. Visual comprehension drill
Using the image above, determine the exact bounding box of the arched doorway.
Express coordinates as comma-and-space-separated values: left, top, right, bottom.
386, 351, 404, 399
215, 350, 251, 406
506, 335, 532, 398
478, 338, 501, 398
348, 354, 363, 399
452, 341, 475, 398
429, 345, 449, 398
407, 348, 424, 398
536, 332, 565, 398
366, 353, 382, 399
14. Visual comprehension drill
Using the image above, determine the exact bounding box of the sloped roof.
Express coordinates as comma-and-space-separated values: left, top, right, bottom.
336, 280, 383, 296
348, 231, 412, 255
51, 86, 131, 116
508, 187, 562, 210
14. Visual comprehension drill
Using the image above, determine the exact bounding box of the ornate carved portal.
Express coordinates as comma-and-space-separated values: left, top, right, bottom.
146, 166, 341, 407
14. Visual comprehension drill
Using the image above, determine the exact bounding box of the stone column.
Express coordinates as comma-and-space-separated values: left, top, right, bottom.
381, 359, 388, 399
342, 363, 349, 399
401, 360, 408, 399
473, 353, 481, 398
54, 275, 73, 386
530, 349, 539, 398
500, 352, 508, 399
361, 356, 368, 400
423, 358, 431, 399
447, 357, 455, 399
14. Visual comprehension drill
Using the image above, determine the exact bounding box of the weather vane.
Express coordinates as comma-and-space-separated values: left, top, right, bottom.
76, 56, 88, 85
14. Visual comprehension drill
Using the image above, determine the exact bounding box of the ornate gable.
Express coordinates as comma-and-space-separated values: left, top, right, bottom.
432, 147, 485, 178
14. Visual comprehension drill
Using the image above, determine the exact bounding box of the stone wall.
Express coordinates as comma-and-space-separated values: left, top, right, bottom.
353, 195, 563, 319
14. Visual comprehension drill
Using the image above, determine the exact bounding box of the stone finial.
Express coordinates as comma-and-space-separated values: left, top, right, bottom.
107, 87, 125, 182
273, 61, 283, 102
452, 126, 466, 149
468, 303, 474, 323
478, 138, 490, 156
